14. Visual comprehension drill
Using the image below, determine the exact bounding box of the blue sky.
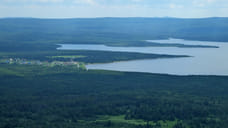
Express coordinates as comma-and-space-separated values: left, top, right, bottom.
0, 0, 228, 18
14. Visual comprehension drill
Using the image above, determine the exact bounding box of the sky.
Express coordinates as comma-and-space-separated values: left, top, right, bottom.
0, 0, 228, 18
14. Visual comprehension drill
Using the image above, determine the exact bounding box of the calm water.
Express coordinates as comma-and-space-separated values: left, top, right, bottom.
58, 39, 228, 75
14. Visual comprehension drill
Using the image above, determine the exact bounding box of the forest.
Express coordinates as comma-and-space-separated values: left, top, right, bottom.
0, 64, 228, 128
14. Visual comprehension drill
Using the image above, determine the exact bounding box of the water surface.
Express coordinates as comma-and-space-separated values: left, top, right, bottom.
58, 39, 228, 75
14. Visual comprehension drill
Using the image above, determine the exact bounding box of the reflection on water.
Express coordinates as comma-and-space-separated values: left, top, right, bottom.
58, 39, 228, 75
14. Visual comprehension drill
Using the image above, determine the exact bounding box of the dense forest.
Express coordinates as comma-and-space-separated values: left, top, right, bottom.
0, 64, 228, 128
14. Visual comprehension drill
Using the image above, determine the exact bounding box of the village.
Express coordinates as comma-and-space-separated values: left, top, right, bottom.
0, 58, 86, 69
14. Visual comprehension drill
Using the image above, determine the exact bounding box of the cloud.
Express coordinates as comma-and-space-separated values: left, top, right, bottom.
169, 3, 183, 9
192, 0, 218, 7
1, 0, 228, 18
131, 0, 143, 2
1, 0, 99, 5
206, 0, 217, 3
2, 0, 64, 3
73, 0, 96, 5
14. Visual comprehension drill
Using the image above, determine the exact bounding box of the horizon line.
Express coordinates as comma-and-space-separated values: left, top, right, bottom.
0, 16, 228, 20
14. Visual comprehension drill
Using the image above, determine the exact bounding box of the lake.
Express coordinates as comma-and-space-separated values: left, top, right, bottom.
58, 38, 228, 75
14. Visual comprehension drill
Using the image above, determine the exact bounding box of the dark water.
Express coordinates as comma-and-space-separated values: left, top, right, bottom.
58, 38, 228, 75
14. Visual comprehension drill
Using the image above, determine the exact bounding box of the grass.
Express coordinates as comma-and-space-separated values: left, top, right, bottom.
94, 115, 179, 128
48, 55, 86, 59
96, 115, 146, 125
0, 67, 23, 76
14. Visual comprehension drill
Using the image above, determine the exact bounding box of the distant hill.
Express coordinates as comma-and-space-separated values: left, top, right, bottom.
0, 17, 228, 50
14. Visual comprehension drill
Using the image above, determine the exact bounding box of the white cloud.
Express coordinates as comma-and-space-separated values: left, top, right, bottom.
131, 0, 143, 2
73, 0, 96, 5
193, 0, 218, 7
3, 0, 64, 2
169, 3, 183, 9
206, 0, 217, 3
1, 0, 98, 5
38, 0, 64, 3
1, 0, 228, 18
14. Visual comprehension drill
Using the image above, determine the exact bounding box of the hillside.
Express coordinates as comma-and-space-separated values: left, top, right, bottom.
0, 17, 228, 51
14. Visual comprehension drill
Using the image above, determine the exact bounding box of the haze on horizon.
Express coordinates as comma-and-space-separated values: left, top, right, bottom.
0, 0, 228, 18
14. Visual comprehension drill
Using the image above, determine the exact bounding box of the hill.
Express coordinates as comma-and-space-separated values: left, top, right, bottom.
0, 17, 228, 51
